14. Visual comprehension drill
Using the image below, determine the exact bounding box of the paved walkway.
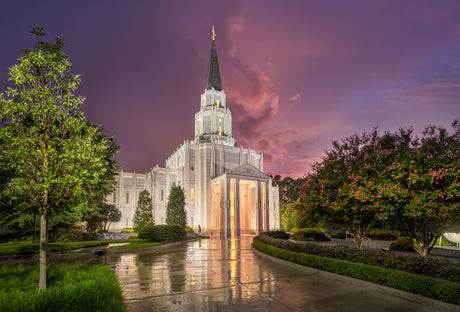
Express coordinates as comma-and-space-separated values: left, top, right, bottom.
97, 236, 455, 312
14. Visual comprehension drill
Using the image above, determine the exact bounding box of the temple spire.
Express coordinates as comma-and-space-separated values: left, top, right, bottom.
205, 26, 222, 91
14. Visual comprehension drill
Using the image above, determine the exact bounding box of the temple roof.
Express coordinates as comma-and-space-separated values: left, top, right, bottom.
205, 38, 223, 91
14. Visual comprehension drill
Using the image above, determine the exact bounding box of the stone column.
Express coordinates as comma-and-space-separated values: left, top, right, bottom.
265, 180, 270, 231
226, 177, 231, 237
235, 178, 240, 236
257, 181, 262, 234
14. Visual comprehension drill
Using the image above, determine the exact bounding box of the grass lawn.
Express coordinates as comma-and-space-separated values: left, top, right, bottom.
0, 234, 202, 255
0, 241, 110, 256
106, 234, 201, 250
0, 264, 127, 312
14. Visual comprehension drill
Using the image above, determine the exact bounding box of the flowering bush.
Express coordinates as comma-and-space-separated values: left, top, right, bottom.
298, 121, 460, 257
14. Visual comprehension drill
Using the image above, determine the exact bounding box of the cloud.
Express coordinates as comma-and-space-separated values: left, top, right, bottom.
289, 93, 300, 101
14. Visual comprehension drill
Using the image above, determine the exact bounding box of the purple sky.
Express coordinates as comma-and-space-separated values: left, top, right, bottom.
1, 1, 459, 178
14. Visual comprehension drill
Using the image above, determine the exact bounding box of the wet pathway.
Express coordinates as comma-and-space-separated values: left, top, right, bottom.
89, 236, 446, 311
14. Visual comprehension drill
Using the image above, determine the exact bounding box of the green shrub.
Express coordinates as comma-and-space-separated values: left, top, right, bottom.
49, 227, 82, 242
290, 227, 302, 233
121, 228, 135, 233
390, 237, 415, 252
253, 238, 460, 305
291, 228, 330, 241
184, 226, 194, 233
257, 232, 460, 283
330, 229, 347, 239
138, 224, 186, 242
263, 230, 290, 239
368, 229, 398, 241
0, 265, 127, 312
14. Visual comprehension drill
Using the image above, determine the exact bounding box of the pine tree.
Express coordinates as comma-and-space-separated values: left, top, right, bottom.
133, 190, 154, 231
166, 184, 186, 226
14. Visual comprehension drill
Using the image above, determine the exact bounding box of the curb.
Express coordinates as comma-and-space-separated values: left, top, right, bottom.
251, 244, 460, 312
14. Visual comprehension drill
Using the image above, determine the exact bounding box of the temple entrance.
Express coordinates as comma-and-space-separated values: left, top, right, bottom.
238, 179, 257, 235
211, 164, 270, 237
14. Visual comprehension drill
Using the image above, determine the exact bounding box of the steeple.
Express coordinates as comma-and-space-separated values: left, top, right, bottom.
205, 25, 222, 91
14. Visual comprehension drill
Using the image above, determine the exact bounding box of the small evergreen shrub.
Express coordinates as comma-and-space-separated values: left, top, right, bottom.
184, 226, 194, 233
330, 229, 347, 239
138, 224, 186, 242
390, 237, 414, 252
290, 227, 302, 233
368, 229, 398, 241
291, 228, 330, 241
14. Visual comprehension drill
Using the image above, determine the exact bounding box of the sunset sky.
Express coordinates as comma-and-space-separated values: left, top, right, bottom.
1, 1, 459, 178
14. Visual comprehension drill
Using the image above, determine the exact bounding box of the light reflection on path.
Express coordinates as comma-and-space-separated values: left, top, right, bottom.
89, 236, 441, 312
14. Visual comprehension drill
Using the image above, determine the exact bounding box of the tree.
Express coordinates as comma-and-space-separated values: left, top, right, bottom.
299, 130, 383, 248
86, 204, 121, 233
298, 123, 460, 256
0, 28, 117, 289
376, 123, 460, 257
166, 184, 186, 226
133, 190, 154, 231
271, 174, 306, 203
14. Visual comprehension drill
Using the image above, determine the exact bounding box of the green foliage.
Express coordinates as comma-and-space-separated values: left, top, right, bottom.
291, 228, 330, 241
390, 237, 415, 252
258, 232, 460, 283
263, 230, 291, 239
281, 202, 296, 231
271, 175, 306, 203
121, 228, 135, 233
0, 265, 127, 312
0, 241, 108, 255
49, 226, 82, 242
184, 226, 194, 233
330, 229, 347, 239
0, 29, 118, 288
367, 229, 398, 241
253, 237, 460, 305
85, 204, 121, 233
133, 190, 154, 231
106, 234, 199, 250
298, 123, 460, 255
166, 184, 186, 226
138, 224, 186, 242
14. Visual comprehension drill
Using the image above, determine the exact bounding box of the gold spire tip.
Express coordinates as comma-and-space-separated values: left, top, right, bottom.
212, 25, 216, 40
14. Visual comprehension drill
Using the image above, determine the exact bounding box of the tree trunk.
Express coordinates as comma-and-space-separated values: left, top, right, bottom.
353, 228, 363, 249
39, 208, 48, 290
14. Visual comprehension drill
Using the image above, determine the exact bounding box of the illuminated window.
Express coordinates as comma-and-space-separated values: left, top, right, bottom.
219, 126, 222, 136
216, 99, 220, 108
219, 118, 222, 123
191, 188, 195, 201
126, 192, 129, 204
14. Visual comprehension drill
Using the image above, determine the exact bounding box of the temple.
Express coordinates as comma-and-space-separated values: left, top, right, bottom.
109, 27, 280, 235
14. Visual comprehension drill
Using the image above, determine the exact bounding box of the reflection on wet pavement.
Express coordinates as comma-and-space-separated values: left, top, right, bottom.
88, 236, 441, 312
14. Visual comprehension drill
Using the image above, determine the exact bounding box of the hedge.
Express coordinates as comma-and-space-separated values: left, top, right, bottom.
291, 228, 330, 241
138, 224, 186, 242
253, 237, 460, 305
258, 231, 460, 283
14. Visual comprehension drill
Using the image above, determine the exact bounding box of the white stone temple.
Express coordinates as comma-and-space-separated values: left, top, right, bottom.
109, 27, 280, 236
